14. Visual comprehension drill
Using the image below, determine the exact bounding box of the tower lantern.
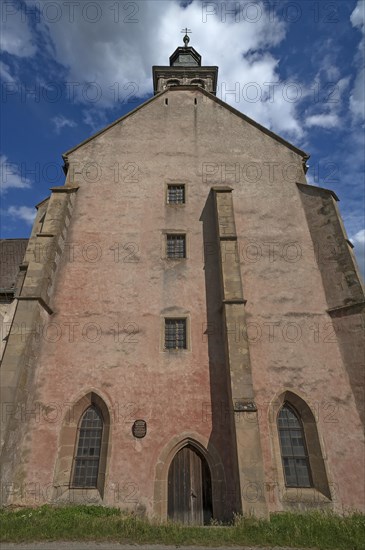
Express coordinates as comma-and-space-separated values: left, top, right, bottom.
152, 30, 218, 94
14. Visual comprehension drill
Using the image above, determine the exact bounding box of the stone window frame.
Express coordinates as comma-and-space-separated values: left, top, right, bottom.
161, 229, 189, 260
190, 78, 205, 88
166, 78, 181, 88
270, 391, 332, 505
166, 233, 186, 259
52, 392, 111, 502
70, 405, 104, 489
160, 312, 191, 353
166, 183, 186, 206
164, 317, 187, 350
277, 402, 313, 488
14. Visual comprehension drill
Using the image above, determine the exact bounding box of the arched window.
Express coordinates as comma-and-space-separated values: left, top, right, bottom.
166, 79, 181, 87
72, 405, 103, 488
190, 79, 205, 88
277, 403, 312, 487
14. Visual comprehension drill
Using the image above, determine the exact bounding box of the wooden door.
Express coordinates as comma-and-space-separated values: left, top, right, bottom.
168, 445, 212, 524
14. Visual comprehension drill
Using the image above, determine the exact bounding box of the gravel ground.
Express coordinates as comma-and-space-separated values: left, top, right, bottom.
0, 544, 318, 550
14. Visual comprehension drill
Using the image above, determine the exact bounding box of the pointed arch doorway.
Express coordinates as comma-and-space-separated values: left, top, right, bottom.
167, 444, 213, 524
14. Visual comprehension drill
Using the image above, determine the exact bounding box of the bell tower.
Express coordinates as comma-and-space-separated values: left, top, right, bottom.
152, 29, 218, 94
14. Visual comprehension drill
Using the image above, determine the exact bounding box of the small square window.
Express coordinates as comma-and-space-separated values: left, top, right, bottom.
165, 318, 187, 350
166, 234, 186, 258
167, 185, 185, 204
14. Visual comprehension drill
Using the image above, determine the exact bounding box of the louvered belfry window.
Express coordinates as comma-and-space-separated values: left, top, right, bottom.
165, 318, 187, 349
277, 403, 312, 487
167, 185, 185, 204
72, 406, 103, 488
166, 234, 186, 258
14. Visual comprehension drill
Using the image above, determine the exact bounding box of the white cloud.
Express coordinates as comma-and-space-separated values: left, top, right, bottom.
349, 67, 365, 122
351, 228, 365, 280
315, 53, 341, 82
335, 76, 351, 104
52, 115, 77, 134
350, 1, 365, 122
7, 206, 36, 225
0, 155, 31, 193
305, 114, 340, 129
31, 0, 305, 140
303, 71, 350, 131
0, 61, 15, 83
351, 0, 365, 30
0, 5, 37, 57
352, 228, 365, 245
82, 108, 109, 132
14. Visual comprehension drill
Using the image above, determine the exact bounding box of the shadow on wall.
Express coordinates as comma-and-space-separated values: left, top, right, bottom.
200, 190, 241, 521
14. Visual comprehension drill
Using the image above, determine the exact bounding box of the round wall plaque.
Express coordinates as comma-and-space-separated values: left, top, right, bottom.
132, 419, 147, 438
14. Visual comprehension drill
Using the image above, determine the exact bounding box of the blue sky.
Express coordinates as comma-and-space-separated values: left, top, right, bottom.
1, 0, 364, 276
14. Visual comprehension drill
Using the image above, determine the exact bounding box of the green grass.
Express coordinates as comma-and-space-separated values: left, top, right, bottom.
0, 505, 364, 549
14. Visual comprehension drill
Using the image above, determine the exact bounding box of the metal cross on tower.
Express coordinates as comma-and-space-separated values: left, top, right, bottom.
181, 28, 191, 47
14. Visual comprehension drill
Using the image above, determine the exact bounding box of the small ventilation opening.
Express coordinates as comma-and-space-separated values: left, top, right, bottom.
194, 98, 197, 105
165, 98, 168, 105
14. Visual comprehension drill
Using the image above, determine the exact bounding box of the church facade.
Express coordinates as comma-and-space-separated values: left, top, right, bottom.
1, 38, 364, 522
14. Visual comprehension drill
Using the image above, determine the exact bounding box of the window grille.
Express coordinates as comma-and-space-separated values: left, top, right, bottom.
278, 403, 312, 487
72, 406, 103, 488
165, 318, 187, 349
166, 234, 186, 258
167, 185, 185, 204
